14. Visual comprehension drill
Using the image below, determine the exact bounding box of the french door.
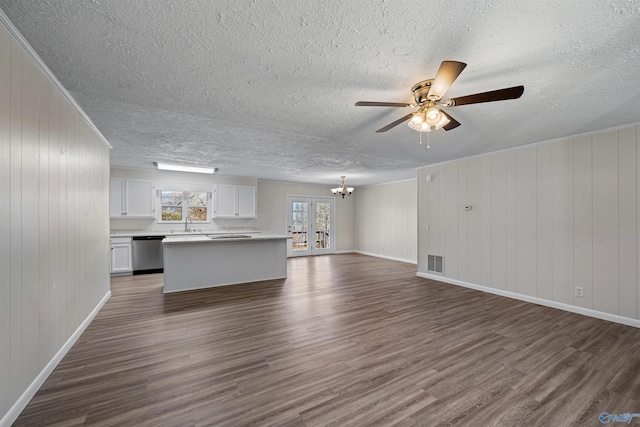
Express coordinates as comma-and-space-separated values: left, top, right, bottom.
287, 196, 335, 257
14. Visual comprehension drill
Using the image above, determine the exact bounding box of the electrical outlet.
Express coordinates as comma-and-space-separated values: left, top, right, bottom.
575, 287, 584, 297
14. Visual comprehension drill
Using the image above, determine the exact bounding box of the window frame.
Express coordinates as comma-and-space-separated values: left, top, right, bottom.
157, 190, 212, 224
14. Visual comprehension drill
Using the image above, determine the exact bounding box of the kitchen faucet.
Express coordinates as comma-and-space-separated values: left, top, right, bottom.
184, 215, 192, 232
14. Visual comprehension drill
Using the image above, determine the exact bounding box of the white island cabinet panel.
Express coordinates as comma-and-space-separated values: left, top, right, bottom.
163, 235, 288, 293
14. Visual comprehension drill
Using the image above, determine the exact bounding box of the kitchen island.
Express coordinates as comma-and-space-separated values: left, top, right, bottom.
162, 234, 290, 293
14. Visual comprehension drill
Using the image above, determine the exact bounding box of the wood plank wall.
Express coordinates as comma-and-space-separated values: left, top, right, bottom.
354, 179, 417, 263
418, 125, 640, 322
0, 22, 110, 420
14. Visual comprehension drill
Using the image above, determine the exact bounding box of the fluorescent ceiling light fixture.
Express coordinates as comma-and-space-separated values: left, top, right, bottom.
154, 162, 217, 174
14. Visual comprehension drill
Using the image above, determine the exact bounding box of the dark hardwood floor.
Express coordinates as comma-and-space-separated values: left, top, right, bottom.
14, 254, 640, 426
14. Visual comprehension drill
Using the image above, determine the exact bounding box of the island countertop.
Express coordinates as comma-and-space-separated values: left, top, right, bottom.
162, 234, 290, 244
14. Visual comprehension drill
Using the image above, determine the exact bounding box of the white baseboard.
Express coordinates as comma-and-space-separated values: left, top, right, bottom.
1, 291, 112, 427
416, 272, 640, 329
303, 250, 418, 266
353, 250, 417, 265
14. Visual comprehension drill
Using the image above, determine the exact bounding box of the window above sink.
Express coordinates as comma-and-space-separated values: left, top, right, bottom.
158, 190, 211, 224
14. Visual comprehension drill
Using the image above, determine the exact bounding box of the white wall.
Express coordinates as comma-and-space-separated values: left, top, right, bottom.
255, 180, 355, 252
0, 21, 110, 424
110, 167, 258, 232
418, 124, 640, 325
354, 179, 417, 263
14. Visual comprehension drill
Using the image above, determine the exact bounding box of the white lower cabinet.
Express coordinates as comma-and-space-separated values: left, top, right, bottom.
110, 237, 132, 274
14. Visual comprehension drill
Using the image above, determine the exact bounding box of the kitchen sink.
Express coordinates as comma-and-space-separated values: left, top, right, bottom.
208, 234, 251, 239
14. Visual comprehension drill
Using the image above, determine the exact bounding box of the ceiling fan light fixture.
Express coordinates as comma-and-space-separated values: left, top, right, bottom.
425, 108, 442, 125
410, 113, 424, 125
408, 113, 428, 132
436, 115, 450, 130
408, 111, 450, 133
426, 108, 450, 131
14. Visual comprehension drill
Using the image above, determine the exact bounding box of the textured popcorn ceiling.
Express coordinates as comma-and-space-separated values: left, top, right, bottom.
2, 1, 640, 186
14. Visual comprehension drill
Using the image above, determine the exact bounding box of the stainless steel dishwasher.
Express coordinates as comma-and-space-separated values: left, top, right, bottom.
132, 235, 165, 274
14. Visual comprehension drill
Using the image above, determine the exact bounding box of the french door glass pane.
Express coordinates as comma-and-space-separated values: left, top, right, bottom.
315, 202, 330, 249
292, 201, 308, 252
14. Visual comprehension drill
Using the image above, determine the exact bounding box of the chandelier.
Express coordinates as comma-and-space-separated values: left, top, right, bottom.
331, 176, 354, 198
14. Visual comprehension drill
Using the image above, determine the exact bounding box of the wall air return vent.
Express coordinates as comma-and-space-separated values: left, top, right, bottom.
427, 255, 444, 274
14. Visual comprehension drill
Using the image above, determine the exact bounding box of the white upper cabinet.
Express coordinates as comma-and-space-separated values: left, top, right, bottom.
109, 178, 154, 218
126, 180, 154, 217
237, 186, 257, 217
214, 185, 256, 218
214, 185, 238, 217
109, 178, 125, 217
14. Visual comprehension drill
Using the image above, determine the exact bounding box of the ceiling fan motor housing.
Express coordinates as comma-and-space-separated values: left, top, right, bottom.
411, 79, 433, 104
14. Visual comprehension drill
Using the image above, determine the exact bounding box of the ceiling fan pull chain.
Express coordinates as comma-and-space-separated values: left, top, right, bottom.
419, 131, 431, 149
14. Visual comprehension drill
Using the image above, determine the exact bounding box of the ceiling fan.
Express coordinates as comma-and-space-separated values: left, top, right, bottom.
355, 61, 524, 133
